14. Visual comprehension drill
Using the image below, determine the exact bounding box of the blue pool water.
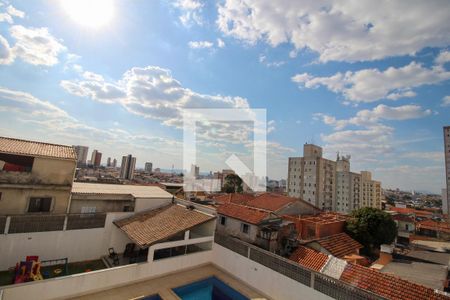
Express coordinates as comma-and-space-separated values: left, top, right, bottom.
173, 276, 249, 300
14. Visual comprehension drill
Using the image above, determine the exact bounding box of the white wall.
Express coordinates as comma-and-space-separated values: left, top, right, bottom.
213, 243, 332, 300
0, 251, 213, 300
134, 197, 171, 212
0, 212, 132, 270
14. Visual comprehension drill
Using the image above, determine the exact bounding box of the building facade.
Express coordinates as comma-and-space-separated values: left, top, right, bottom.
145, 162, 153, 173
444, 126, 450, 215
73, 145, 88, 166
287, 144, 336, 210
0, 137, 77, 215
288, 144, 381, 213
120, 154, 136, 180
90, 150, 102, 167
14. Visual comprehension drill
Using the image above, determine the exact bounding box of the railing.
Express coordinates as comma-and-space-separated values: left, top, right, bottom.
1, 213, 107, 234
214, 232, 385, 300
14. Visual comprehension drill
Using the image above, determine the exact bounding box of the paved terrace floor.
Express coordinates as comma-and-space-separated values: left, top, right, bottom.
69, 263, 269, 300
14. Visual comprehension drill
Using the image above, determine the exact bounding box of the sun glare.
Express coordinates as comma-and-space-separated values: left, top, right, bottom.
61, 0, 115, 28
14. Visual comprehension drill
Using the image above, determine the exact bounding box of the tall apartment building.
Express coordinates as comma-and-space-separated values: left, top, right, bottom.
288, 144, 381, 213
145, 162, 153, 173
90, 149, 102, 167
120, 154, 136, 180
73, 145, 88, 166
444, 126, 450, 215
287, 144, 336, 210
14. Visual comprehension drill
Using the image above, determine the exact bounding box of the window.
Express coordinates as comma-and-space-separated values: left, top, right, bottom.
28, 197, 52, 212
81, 206, 96, 214
220, 216, 227, 226
241, 223, 249, 234
123, 205, 133, 212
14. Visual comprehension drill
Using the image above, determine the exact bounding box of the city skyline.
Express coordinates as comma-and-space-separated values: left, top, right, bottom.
1, 1, 449, 192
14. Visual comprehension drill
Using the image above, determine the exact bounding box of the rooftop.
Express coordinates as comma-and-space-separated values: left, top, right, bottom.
341, 263, 448, 300
380, 260, 448, 291
212, 193, 255, 205
114, 204, 215, 248
217, 203, 273, 225
312, 232, 363, 258
72, 182, 173, 198
246, 193, 297, 212
0, 136, 76, 160
417, 219, 450, 233
288, 246, 329, 272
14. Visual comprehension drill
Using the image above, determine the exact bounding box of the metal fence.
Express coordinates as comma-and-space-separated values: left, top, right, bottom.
8, 214, 65, 233
66, 213, 106, 230
214, 232, 384, 300
0, 216, 6, 233
2, 213, 107, 234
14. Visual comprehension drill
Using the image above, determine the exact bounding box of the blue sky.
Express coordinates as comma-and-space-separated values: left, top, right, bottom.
0, 0, 449, 192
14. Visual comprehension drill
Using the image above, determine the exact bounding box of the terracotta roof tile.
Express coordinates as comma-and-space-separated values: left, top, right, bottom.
289, 246, 329, 272
315, 233, 363, 258
217, 203, 271, 224
246, 193, 297, 212
114, 204, 215, 248
341, 263, 449, 300
417, 219, 450, 233
213, 193, 254, 205
393, 214, 415, 223
0, 136, 76, 160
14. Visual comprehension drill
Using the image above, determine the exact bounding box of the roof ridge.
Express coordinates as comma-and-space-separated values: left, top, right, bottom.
0, 135, 73, 148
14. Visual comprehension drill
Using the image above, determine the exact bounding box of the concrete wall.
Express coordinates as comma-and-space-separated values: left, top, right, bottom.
0, 188, 71, 215
0, 250, 214, 300
0, 212, 132, 270
216, 215, 258, 243
134, 197, 171, 212
31, 158, 75, 186
213, 243, 332, 300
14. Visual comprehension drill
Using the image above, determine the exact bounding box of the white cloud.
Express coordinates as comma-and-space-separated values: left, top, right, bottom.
442, 95, 450, 107
217, 0, 450, 62
217, 38, 225, 48
435, 50, 450, 65
6, 5, 24, 18
0, 3, 24, 24
258, 54, 285, 68
267, 119, 275, 133
173, 0, 204, 27
188, 40, 214, 49
0, 34, 13, 64
292, 62, 450, 103
61, 66, 250, 129
315, 104, 432, 130
4, 25, 66, 66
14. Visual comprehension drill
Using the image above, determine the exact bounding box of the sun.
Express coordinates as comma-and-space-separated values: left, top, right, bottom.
61, 0, 115, 28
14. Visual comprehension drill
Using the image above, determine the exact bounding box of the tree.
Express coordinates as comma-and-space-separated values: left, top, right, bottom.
222, 174, 243, 193
346, 207, 397, 254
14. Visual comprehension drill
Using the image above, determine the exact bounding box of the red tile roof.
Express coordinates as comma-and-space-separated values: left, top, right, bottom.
217, 203, 271, 224
289, 246, 329, 272
114, 204, 215, 248
246, 193, 297, 212
417, 219, 450, 233
389, 207, 433, 217
393, 214, 415, 223
213, 193, 254, 205
341, 263, 448, 300
0, 136, 76, 160
314, 233, 363, 258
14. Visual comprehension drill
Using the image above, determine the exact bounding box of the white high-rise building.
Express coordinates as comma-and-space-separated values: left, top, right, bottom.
73, 145, 88, 166
120, 154, 136, 180
288, 144, 382, 213
444, 126, 450, 215
287, 144, 336, 210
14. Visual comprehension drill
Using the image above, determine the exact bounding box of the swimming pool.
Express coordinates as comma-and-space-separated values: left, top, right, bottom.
172, 276, 249, 300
